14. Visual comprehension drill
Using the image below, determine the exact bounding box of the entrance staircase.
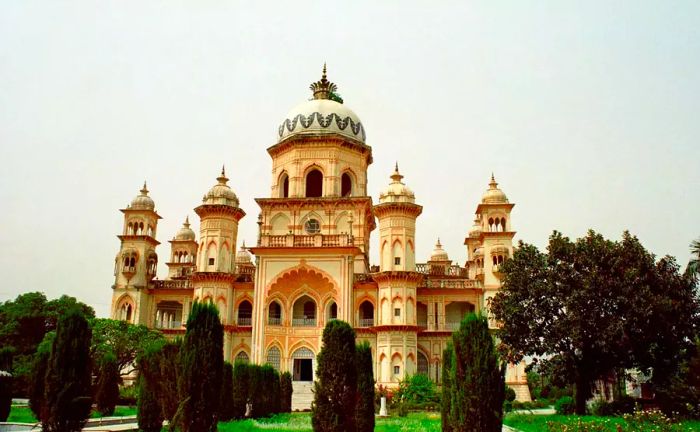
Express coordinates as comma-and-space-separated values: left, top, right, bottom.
291, 381, 314, 411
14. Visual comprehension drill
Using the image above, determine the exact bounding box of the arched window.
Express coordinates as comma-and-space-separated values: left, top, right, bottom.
417, 352, 429, 376
237, 300, 252, 326
267, 346, 281, 371
279, 173, 289, 198
268, 301, 282, 325
327, 301, 337, 321
293, 295, 316, 326
488, 218, 494, 232
341, 172, 352, 197
359, 301, 374, 327
127, 222, 134, 235
305, 169, 323, 198
501, 217, 507, 231
235, 351, 249, 364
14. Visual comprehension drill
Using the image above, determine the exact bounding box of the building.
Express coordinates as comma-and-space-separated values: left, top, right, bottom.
109, 67, 530, 407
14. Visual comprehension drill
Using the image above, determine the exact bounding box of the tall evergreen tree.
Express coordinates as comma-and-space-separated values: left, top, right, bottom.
41, 308, 93, 432
178, 301, 223, 432
232, 361, 250, 419
0, 347, 12, 422
219, 362, 235, 421
311, 320, 357, 432
449, 313, 504, 432
28, 331, 54, 420
279, 371, 293, 413
355, 342, 375, 432
158, 339, 181, 423
248, 364, 265, 418
441, 344, 454, 432
137, 345, 164, 432
95, 352, 120, 416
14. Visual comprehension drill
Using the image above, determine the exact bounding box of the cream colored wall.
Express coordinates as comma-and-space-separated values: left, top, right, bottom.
196, 215, 239, 273
377, 212, 417, 272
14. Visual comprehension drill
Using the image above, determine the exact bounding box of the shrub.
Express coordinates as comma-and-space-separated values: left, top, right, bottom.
311, 320, 357, 432
623, 408, 685, 432
178, 301, 223, 432
262, 364, 280, 415
41, 309, 93, 432
232, 361, 250, 419
95, 353, 120, 416
397, 402, 408, 417
280, 371, 293, 413
505, 386, 516, 402
137, 346, 164, 432
355, 342, 375, 432
219, 362, 235, 421
441, 344, 454, 432
591, 395, 636, 416
397, 374, 438, 405
555, 395, 576, 415
448, 314, 504, 432
118, 385, 137, 405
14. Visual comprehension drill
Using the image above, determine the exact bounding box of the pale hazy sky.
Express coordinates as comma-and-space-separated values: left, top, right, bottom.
1, 1, 698, 317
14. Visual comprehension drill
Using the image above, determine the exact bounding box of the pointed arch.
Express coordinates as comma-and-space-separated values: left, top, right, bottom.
270, 212, 291, 235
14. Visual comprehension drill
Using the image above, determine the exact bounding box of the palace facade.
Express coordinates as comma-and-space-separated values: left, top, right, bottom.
109, 67, 530, 408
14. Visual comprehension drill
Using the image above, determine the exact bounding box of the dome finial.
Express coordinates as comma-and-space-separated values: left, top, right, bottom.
184, 215, 190, 228
390, 163, 404, 183
242, 240, 246, 249
217, 165, 229, 184
489, 173, 498, 189
310, 63, 338, 100
141, 181, 149, 195
436, 237, 442, 247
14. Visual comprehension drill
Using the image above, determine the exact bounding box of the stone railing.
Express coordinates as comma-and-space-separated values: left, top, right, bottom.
155, 320, 182, 329
415, 263, 468, 277
422, 279, 477, 289
236, 317, 252, 326
292, 317, 317, 327
259, 233, 353, 248
358, 318, 374, 327
268, 317, 282, 325
445, 322, 461, 331
150, 279, 193, 290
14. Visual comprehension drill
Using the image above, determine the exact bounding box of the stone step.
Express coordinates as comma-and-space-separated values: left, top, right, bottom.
291, 381, 314, 411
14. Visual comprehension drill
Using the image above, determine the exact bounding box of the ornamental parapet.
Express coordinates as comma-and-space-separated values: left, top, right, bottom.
258, 233, 354, 248
150, 279, 193, 290
421, 279, 478, 289
415, 263, 468, 277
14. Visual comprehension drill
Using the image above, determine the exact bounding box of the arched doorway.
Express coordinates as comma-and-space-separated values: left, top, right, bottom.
291, 347, 315, 382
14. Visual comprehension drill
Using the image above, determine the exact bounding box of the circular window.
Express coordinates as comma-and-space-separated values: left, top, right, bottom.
304, 219, 321, 234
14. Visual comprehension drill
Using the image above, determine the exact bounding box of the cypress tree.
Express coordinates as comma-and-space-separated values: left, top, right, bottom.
266, 365, 281, 415
232, 361, 250, 419
137, 346, 164, 432
178, 301, 223, 432
311, 320, 357, 432
279, 371, 293, 413
95, 352, 120, 416
29, 331, 54, 420
219, 362, 235, 421
449, 313, 505, 432
0, 347, 12, 422
355, 342, 375, 432
441, 344, 454, 432
41, 308, 93, 432
248, 364, 265, 418
159, 339, 181, 423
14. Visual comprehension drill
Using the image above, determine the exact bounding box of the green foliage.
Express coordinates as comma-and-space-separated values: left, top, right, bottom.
94, 352, 120, 416
118, 384, 137, 405
491, 231, 700, 414
28, 331, 53, 419
355, 342, 375, 432
397, 374, 438, 405
91, 318, 165, 376
137, 345, 164, 432
158, 339, 180, 421
505, 386, 516, 402
219, 362, 235, 421
448, 313, 505, 432
0, 347, 13, 421
311, 320, 357, 432
280, 371, 293, 413
232, 361, 251, 419
41, 308, 93, 432
441, 343, 453, 432
555, 396, 576, 415
178, 301, 223, 432
591, 395, 636, 416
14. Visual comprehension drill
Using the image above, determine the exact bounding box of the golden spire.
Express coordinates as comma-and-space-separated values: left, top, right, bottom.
390, 162, 404, 183
140, 181, 149, 195
183, 216, 190, 229
217, 165, 229, 184
489, 173, 498, 189
310, 63, 338, 100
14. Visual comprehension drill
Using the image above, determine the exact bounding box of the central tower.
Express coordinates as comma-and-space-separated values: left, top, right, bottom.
250, 67, 375, 400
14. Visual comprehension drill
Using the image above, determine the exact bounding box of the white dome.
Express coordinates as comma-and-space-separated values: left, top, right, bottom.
236, 242, 252, 264
379, 164, 415, 204
277, 65, 366, 143
278, 99, 365, 143
469, 218, 482, 237
481, 174, 508, 204
202, 167, 239, 207
129, 182, 155, 211
174, 217, 196, 241
430, 239, 449, 261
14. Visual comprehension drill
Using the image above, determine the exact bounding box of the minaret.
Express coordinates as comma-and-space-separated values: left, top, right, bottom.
192, 167, 245, 360
166, 216, 198, 279
111, 182, 161, 325
373, 164, 423, 385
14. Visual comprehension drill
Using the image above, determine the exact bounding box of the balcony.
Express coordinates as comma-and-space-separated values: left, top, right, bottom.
151, 279, 193, 290
445, 322, 461, 331
155, 321, 182, 329
358, 318, 374, 327
423, 279, 477, 289
237, 317, 252, 326
292, 317, 317, 327
268, 317, 282, 326
258, 233, 354, 248
415, 263, 468, 277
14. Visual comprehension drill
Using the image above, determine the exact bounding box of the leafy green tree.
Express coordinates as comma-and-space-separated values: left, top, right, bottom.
28, 331, 54, 419
41, 308, 93, 432
492, 231, 700, 414
279, 371, 293, 413
311, 320, 357, 432
687, 238, 700, 278
158, 339, 181, 422
178, 301, 223, 432
137, 345, 164, 432
219, 362, 235, 421
0, 347, 12, 421
441, 344, 454, 432
91, 318, 164, 376
95, 352, 120, 416
355, 342, 375, 432
448, 314, 504, 432
232, 361, 250, 419
396, 374, 437, 405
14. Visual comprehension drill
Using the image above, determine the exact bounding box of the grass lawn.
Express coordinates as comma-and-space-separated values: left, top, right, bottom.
218, 412, 441, 432
7, 405, 137, 424
504, 413, 700, 431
